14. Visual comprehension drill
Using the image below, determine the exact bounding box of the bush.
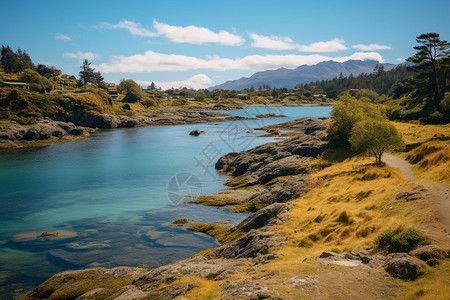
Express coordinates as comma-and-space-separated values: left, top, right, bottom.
377, 227, 430, 253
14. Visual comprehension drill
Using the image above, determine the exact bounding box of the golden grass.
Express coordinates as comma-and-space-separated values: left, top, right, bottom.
228, 154, 447, 298
393, 121, 450, 145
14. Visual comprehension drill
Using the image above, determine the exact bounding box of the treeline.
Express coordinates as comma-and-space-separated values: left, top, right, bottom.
0, 45, 34, 73
297, 65, 414, 98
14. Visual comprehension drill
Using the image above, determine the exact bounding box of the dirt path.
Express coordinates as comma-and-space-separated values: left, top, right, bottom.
382, 153, 415, 181
383, 153, 450, 239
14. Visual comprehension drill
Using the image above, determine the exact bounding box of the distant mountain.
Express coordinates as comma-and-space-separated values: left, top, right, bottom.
209, 60, 397, 90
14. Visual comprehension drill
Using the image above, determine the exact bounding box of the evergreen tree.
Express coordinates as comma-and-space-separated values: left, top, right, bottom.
406, 32, 449, 104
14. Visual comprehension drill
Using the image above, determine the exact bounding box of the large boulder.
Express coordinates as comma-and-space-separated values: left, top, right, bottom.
79, 113, 120, 128
134, 256, 247, 286
207, 230, 275, 259
0, 122, 27, 141
383, 253, 425, 280
409, 245, 450, 261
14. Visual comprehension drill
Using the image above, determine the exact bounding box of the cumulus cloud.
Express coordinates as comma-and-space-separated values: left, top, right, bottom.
137, 74, 212, 90
96, 19, 244, 46
96, 50, 383, 74
152, 20, 245, 45
63, 51, 100, 60
297, 38, 347, 52
249, 33, 298, 50
97, 20, 157, 37
56, 34, 72, 41
352, 43, 392, 51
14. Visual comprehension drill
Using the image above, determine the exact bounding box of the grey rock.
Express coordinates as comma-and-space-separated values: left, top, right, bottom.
134, 256, 246, 286
395, 191, 423, 201
235, 203, 293, 232
383, 253, 425, 280
207, 230, 275, 259
409, 245, 450, 261
319, 251, 341, 258
68, 126, 89, 136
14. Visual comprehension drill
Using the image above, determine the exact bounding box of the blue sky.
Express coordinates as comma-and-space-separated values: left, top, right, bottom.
1, 0, 449, 89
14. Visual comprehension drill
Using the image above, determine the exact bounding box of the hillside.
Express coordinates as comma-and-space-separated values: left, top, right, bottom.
209, 60, 397, 90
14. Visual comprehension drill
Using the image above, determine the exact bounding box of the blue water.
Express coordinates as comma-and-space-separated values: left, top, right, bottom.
0, 106, 331, 298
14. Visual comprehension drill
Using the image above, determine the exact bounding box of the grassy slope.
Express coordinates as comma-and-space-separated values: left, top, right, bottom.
175, 122, 449, 299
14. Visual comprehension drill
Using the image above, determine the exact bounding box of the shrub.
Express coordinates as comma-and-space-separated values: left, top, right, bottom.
377, 227, 430, 253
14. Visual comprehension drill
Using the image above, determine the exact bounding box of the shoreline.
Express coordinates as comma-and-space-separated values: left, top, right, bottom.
0, 103, 333, 151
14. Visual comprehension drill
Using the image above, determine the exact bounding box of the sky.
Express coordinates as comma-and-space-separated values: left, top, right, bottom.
1, 0, 449, 90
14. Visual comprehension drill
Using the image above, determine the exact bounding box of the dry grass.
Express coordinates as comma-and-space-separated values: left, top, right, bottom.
393, 121, 450, 145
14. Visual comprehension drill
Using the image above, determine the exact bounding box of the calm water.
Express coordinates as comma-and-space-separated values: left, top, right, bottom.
0, 106, 331, 298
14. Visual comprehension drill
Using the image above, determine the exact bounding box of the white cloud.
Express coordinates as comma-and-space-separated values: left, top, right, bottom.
97, 20, 157, 37
352, 43, 392, 51
249, 35, 348, 52
56, 34, 72, 41
249, 33, 298, 50
153, 20, 245, 46
96, 50, 383, 74
96, 19, 244, 46
297, 38, 347, 52
137, 74, 212, 90
63, 51, 100, 60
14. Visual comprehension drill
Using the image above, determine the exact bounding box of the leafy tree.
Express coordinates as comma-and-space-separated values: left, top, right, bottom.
406, 33, 449, 105
355, 89, 379, 101
349, 119, 404, 165
36, 64, 61, 78
19, 69, 53, 93
327, 94, 385, 146
119, 79, 147, 103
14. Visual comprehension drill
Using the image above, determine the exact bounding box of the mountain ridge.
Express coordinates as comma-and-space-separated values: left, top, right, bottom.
209, 60, 397, 90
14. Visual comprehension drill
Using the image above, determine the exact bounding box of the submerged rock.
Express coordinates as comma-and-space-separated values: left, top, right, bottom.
11, 230, 78, 243
189, 129, 201, 136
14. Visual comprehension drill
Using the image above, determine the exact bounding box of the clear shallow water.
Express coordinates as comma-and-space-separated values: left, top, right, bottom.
0, 106, 331, 298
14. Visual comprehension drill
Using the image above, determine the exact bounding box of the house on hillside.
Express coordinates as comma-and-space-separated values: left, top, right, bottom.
1, 81, 29, 90
60, 74, 76, 81
105, 83, 116, 90
237, 94, 249, 100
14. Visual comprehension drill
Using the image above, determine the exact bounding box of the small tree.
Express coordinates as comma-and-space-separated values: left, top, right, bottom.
327, 93, 385, 146
147, 82, 157, 90
119, 79, 147, 103
349, 119, 405, 165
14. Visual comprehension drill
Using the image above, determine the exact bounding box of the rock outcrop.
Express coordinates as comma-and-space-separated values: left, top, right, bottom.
0, 118, 89, 147
382, 253, 425, 280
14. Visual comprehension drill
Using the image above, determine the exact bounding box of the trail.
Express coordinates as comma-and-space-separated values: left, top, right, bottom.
382, 153, 415, 181
383, 153, 450, 238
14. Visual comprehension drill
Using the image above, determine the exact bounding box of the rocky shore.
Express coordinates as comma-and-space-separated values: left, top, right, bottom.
0, 104, 257, 150
17, 116, 448, 299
